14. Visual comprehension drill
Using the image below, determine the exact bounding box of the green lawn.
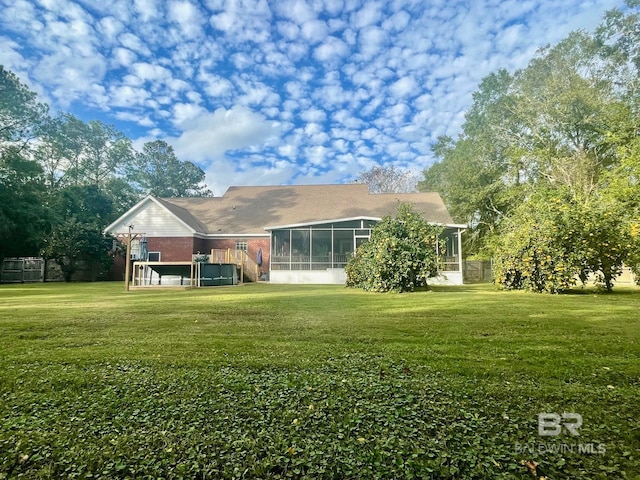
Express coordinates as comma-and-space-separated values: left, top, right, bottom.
0, 282, 638, 479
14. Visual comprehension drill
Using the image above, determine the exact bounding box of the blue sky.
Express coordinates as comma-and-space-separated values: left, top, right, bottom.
0, 0, 624, 195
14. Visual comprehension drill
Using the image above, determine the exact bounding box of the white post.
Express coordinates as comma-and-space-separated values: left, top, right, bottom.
124, 225, 133, 291
457, 228, 463, 280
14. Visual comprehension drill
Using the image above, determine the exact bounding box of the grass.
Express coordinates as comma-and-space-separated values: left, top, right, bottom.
0, 282, 638, 479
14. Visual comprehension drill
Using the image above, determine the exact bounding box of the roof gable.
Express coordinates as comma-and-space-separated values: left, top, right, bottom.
104, 196, 197, 236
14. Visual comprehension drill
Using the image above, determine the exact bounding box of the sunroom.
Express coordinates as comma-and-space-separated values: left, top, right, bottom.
266, 217, 464, 285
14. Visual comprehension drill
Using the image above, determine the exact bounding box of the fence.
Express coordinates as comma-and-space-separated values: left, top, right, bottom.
0, 257, 103, 283
1, 257, 46, 283
463, 260, 493, 283
461, 260, 638, 286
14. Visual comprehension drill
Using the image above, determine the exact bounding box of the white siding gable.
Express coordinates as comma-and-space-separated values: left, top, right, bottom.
107, 199, 193, 237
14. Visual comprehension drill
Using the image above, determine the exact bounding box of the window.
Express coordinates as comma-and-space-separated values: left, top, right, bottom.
130, 238, 140, 259
148, 252, 161, 262
235, 241, 248, 252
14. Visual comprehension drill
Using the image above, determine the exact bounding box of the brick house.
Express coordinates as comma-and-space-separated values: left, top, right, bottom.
104, 184, 466, 285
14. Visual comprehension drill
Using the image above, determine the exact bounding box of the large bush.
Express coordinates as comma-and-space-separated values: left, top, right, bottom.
628, 221, 640, 286
493, 195, 582, 293
346, 203, 444, 292
493, 190, 633, 292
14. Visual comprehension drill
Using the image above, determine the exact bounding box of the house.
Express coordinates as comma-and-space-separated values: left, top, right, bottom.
104, 184, 466, 285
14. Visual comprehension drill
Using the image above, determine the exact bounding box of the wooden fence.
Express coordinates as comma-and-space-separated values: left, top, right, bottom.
0, 257, 103, 283
461, 260, 638, 286
463, 260, 494, 283
1, 257, 46, 283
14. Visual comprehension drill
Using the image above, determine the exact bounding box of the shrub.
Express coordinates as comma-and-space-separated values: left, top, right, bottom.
493, 190, 633, 293
346, 203, 444, 292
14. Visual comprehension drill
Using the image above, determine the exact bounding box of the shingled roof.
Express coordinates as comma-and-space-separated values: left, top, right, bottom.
159, 184, 456, 235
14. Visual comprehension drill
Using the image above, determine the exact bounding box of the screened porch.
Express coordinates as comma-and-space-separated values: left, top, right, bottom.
268, 218, 462, 274
270, 219, 377, 271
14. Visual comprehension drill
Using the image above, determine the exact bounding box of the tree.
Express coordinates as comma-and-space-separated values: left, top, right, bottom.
41, 184, 117, 282
0, 67, 50, 262
34, 113, 89, 189
82, 120, 134, 186
579, 201, 632, 291
0, 67, 146, 273
421, 9, 640, 267
128, 140, 212, 197
0, 147, 49, 260
596, 0, 640, 111
41, 219, 114, 282
101, 177, 142, 219
0, 65, 48, 153
419, 135, 520, 255
509, 32, 626, 198
34, 115, 134, 188
346, 203, 444, 292
356, 165, 418, 193
493, 191, 585, 293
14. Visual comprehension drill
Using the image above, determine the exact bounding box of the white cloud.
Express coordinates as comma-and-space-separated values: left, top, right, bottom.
133, 0, 160, 22
168, 0, 204, 39
198, 71, 234, 98
301, 19, 328, 43
301, 108, 327, 123
98, 16, 125, 44
277, 0, 316, 24
132, 62, 172, 82
389, 76, 418, 99
208, 0, 272, 43
350, 1, 382, 29
2, 0, 40, 28
203, 155, 295, 196
314, 36, 349, 62
114, 110, 156, 127
172, 102, 207, 126
108, 85, 151, 108
357, 26, 388, 59
0, 37, 33, 84
112, 47, 137, 67
381, 9, 410, 32
171, 106, 281, 162
277, 21, 299, 40
118, 32, 151, 56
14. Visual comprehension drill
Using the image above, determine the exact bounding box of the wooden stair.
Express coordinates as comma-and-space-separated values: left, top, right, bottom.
209, 249, 260, 283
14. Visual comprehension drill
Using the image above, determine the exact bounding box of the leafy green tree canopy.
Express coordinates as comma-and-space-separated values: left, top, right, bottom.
128, 140, 212, 197
0, 65, 48, 151
0, 147, 49, 260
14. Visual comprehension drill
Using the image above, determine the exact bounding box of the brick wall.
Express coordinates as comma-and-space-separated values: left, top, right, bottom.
110, 236, 272, 280
147, 237, 196, 262
194, 237, 210, 257
206, 237, 271, 273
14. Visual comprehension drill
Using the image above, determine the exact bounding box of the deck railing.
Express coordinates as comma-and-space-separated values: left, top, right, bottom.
207, 249, 260, 282
440, 256, 461, 272
271, 253, 351, 270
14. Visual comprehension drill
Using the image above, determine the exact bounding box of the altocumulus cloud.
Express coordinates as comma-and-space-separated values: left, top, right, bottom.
0, 0, 625, 194
171, 106, 282, 162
